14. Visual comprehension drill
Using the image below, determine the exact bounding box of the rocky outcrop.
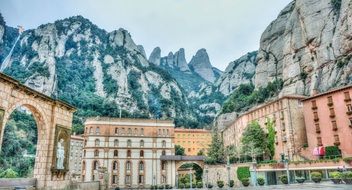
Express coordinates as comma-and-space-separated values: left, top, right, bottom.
255, 0, 352, 96
189, 49, 217, 83
149, 47, 161, 66
173, 48, 190, 72
0, 14, 4, 44
215, 51, 257, 95
156, 48, 191, 72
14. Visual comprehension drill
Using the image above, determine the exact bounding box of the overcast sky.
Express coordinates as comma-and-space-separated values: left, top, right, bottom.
0, 0, 291, 70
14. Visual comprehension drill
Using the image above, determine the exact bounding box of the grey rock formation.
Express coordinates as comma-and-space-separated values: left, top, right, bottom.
149, 47, 161, 66
255, 0, 352, 96
189, 49, 216, 83
216, 51, 257, 95
173, 48, 190, 72
137, 45, 146, 57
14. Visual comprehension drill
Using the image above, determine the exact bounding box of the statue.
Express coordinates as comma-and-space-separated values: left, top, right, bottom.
56, 138, 65, 170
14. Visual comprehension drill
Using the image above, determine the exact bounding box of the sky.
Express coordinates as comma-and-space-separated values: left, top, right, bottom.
0, 0, 292, 71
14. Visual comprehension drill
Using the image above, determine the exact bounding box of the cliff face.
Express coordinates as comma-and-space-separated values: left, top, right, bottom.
255, 0, 352, 96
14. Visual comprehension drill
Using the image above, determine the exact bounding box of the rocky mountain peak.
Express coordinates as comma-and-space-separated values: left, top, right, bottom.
189, 48, 216, 83
174, 48, 190, 72
0, 13, 5, 44
109, 28, 140, 53
149, 47, 161, 66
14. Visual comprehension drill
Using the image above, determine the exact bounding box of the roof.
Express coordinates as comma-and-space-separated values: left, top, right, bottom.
303, 84, 352, 101
160, 155, 205, 161
85, 117, 175, 127
0, 72, 76, 111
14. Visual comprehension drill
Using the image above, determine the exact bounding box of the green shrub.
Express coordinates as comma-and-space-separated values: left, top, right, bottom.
330, 171, 342, 179
206, 183, 213, 188
196, 182, 203, 188
158, 185, 164, 189
257, 177, 265, 186
217, 180, 224, 188
229, 180, 234, 187
178, 183, 185, 189
343, 171, 352, 179
241, 178, 250, 187
237, 166, 250, 181
311, 172, 322, 183
280, 175, 288, 184
185, 183, 190, 188
325, 146, 341, 158
296, 176, 305, 184
0, 168, 18, 178
343, 157, 352, 163
165, 184, 171, 189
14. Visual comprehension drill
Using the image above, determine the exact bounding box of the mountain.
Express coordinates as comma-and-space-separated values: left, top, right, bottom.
189, 49, 220, 83
0, 15, 210, 129
255, 0, 352, 96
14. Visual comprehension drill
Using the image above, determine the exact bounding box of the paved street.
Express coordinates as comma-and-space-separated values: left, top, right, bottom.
231, 183, 351, 190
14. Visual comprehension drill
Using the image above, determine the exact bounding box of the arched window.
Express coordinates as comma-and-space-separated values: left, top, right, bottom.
84, 139, 87, 146
113, 161, 118, 170
162, 150, 166, 156
83, 150, 86, 157
127, 139, 132, 147
140, 128, 144, 136
126, 161, 131, 171
128, 128, 132, 135
114, 150, 118, 157
162, 140, 166, 148
115, 128, 119, 135
114, 139, 119, 147
139, 161, 144, 171
134, 128, 138, 135
140, 150, 144, 157
95, 139, 100, 146
89, 127, 93, 134
158, 129, 161, 136
94, 149, 99, 157
163, 129, 166, 136
166, 129, 169, 136
121, 128, 125, 135
127, 150, 131, 157
140, 140, 144, 147
93, 160, 99, 170
96, 127, 100, 135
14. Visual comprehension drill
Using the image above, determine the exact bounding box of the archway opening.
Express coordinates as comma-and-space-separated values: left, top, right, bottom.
0, 106, 38, 178
177, 163, 203, 188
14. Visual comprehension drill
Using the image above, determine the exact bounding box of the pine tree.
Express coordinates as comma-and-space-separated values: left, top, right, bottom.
207, 129, 225, 164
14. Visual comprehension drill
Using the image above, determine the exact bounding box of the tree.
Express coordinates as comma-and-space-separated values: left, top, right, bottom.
175, 145, 185, 156
207, 130, 225, 164
197, 149, 205, 156
241, 121, 267, 161
266, 118, 276, 159
0, 168, 18, 178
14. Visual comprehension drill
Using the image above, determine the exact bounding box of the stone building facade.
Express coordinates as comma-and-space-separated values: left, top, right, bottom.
174, 128, 212, 155
82, 118, 176, 188
302, 85, 352, 159
70, 134, 84, 181
221, 95, 308, 161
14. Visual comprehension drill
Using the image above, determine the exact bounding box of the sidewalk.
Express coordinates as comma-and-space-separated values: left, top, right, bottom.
232, 182, 351, 190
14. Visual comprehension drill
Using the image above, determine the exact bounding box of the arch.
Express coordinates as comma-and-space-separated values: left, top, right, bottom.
175, 161, 204, 171
140, 150, 144, 157
114, 150, 118, 157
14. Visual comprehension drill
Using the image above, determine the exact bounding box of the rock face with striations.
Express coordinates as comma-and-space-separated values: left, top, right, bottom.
255, 0, 352, 96
189, 49, 217, 83
216, 51, 257, 96
149, 47, 161, 66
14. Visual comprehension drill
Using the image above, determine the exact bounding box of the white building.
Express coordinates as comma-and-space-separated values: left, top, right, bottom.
69, 134, 84, 181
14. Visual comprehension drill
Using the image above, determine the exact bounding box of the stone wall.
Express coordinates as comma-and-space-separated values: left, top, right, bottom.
204, 163, 251, 187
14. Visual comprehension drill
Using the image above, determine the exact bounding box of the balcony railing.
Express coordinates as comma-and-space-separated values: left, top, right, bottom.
328, 102, 334, 106
315, 127, 321, 133
332, 125, 338, 131
311, 106, 318, 110
330, 114, 335, 118
314, 117, 319, 122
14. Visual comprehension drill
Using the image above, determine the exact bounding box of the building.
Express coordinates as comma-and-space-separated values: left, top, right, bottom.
174, 128, 212, 155
69, 134, 84, 181
81, 118, 176, 188
302, 85, 352, 159
221, 95, 307, 161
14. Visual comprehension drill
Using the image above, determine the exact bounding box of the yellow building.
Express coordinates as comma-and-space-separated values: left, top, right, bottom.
174, 128, 212, 155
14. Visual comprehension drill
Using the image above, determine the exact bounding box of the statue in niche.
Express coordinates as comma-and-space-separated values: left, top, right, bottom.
56, 138, 65, 169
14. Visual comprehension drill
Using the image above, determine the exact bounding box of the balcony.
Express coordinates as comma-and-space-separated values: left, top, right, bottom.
345, 97, 351, 102
347, 111, 352, 115
330, 114, 336, 118
332, 125, 338, 131
311, 106, 318, 110
334, 141, 341, 146
314, 117, 319, 122
315, 127, 321, 133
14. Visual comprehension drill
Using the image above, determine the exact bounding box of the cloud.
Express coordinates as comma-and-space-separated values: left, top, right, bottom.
0, 0, 292, 70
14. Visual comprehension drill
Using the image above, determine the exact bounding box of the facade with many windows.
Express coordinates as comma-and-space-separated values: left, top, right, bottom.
174, 128, 212, 155
221, 95, 308, 161
81, 118, 176, 188
69, 135, 84, 181
302, 85, 352, 159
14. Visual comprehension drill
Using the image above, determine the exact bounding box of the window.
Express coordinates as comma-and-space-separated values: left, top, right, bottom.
115, 128, 119, 135
89, 127, 93, 134
163, 129, 166, 136
311, 100, 317, 109
162, 175, 166, 183
162, 140, 166, 148
94, 150, 99, 157
127, 139, 132, 147
140, 128, 144, 136
96, 127, 100, 135
139, 161, 144, 171
158, 129, 161, 136
347, 104, 352, 112
329, 108, 335, 117
121, 128, 125, 135
315, 123, 320, 133
114, 139, 119, 147
161, 161, 166, 170
95, 139, 100, 147
126, 175, 131, 184
126, 161, 131, 171
349, 118, 352, 126
113, 161, 118, 170
317, 137, 323, 146
128, 128, 132, 135
140, 140, 144, 147
334, 135, 340, 145
84, 139, 87, 146
139, 175, 144, 184
332, 121, 338, 131
114, 150, 118, 157
327, 96, 333, 105
313, 112, 319, 121
93, 160, 99, 170
140, 150, 144, 157
134, 128, 138, 135
166, 129, 169, 136
82, 161, 86, 171
112, 175, 118, 184
162, 150, 166, 156
127, 150, 131, 157
344, 91, 351, 101
83, 150, 86, 157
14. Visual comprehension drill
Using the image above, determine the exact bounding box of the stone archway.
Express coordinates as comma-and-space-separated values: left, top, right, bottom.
0, 73, 75, 189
